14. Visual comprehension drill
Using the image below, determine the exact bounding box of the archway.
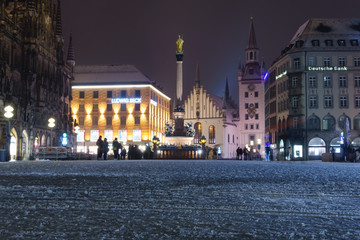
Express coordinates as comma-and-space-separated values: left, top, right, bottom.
21, 130, 29, 160
9, 127, 17, 160
308, 137, 326, 158
330, 137, 342, 153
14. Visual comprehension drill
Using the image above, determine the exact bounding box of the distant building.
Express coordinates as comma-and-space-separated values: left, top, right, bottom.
0, 0, 74, 160
72, 65, 170, 154
184, 65, 239, 159
265, 18, 360, 160
238, 19, 266, 159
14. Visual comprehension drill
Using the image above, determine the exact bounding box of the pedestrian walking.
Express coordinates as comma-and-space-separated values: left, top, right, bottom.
113, 138, 120, 160
121, 147, 127, 160
103, 138, 109, 160
96, 136, 103, 160
331, 147, 335, 162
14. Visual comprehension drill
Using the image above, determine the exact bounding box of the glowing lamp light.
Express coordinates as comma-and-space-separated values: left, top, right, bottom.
4, 105, 14, 119
48, 118, 55, 128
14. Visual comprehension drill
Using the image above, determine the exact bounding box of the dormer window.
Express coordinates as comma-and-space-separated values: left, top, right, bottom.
350, 39, 359, 46
325, 40, 333, 46
311, 40, 320, 46
337, 40, 346, 46
295, 40, 304, 48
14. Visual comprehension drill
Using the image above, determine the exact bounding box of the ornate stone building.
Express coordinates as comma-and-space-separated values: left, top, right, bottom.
184, 65, 239, 159
0, 0, 74, 160
265, 18, 360, 160
238, 19, 266, 158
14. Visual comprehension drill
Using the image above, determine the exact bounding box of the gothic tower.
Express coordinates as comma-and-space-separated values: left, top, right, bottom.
238, 18, 266, 158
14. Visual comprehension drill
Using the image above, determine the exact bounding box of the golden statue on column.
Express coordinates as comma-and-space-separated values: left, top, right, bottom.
176, 35, 184, 54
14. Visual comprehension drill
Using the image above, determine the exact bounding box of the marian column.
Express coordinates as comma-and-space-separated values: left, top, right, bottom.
176, 35, 184, 106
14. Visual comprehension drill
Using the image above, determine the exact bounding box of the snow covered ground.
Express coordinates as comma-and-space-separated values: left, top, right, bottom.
0, 160, 359, 239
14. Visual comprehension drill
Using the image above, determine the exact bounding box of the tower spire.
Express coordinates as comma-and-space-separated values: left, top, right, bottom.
246, 17, 258, 50
195, 63, 200, 88
67, 34, 75, 67
225, 77, 230, 100
55, 0, 62, 37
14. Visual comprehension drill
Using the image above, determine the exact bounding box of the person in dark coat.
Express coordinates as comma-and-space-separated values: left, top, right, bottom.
121, 147, 127, 160
113, 138, 120, 160
103, 138, 109, 160
96, 136, 103, 160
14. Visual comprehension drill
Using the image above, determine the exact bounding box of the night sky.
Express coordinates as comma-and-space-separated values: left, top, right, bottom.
61, 0, 360, 103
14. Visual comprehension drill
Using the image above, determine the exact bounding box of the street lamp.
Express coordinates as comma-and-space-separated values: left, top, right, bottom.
199, 135, 207, 148
4, 105, 14, 161
48, 117, 55, 146
152, 136, 160, 149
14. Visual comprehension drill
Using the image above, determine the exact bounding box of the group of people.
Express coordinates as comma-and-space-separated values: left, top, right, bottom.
96, 136, 126, 160
236, 147, 262, 160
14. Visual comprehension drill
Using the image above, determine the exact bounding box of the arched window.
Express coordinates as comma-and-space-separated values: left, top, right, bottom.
330, 137, 342, 153
322, 114, 335, 130
308, 137, 326, 157
354, 115, 360, 130
209, 125, 215, 144
194, 122, 202, 144
308, 114, 320, 130
351, 137, 360, 148
338, 114, 351, 130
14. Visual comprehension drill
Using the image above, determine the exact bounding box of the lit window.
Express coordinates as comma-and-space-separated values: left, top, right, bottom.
90, 130, 99, 142
119, 130, 127, 142
194, 122, 202, 144
77, 130, 85, 142
324, 76, 331, 87
209, 125, 215, 144
337, 40, 346, 46
133, 130, 141, 142
104, 130, 113, 141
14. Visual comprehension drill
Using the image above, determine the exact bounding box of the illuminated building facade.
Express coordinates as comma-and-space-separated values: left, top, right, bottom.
265, 18, 360, 160
184, 65, 239, 159
72, 65, 170, 154
0, 0, 74, 160
238, 19, 266, 159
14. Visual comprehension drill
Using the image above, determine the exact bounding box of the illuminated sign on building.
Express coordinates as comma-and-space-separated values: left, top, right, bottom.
308, 66, 347, 71
111, 98, 142, 104
150, 99, 157, 106
276, 71, 287, 80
